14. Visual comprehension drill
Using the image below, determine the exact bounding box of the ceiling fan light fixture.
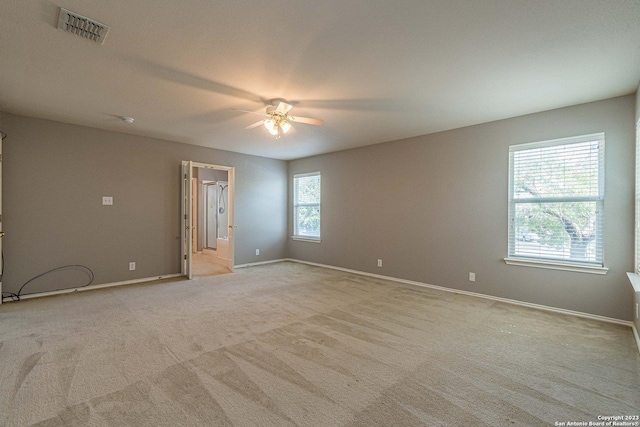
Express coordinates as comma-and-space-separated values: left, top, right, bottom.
237, 102, 323, 138
267, 125, 279, 136
264, 119, 276, 132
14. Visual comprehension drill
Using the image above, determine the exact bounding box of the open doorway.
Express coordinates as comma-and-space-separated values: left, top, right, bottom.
192, 180, 228, 276
181, 161, 235, 279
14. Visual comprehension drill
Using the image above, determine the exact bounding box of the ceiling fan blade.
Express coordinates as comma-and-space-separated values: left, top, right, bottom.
290, 115, 324, 126
232, 108, 270, 118
276, 102, 293, 114
244, 120, 264, 129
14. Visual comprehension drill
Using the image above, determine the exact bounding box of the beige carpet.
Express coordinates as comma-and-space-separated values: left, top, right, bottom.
0, 262, 638, 426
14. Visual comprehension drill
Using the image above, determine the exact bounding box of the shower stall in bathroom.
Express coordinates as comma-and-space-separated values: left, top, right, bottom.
203, 181, 230, 259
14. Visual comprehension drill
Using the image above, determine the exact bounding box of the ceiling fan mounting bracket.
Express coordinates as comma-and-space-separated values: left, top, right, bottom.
268, 98, 289, 106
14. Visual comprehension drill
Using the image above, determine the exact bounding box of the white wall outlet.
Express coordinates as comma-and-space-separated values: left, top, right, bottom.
129, 262, 136, 271
377, 259, 383, 267
469, 272, 476, 282
102, 196, 113, 205
255, 249, 260, 256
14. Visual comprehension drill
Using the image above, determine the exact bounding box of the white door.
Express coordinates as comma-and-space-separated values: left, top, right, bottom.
191, 178, 198, 253
226, 168, 235, 273
181, 161, 193, 279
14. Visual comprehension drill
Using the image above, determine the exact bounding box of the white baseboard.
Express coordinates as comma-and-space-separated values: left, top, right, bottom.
1, 273, 184, 303
235, 258, 288, 269
286, 258, 635, 329
4, 257, 289, 303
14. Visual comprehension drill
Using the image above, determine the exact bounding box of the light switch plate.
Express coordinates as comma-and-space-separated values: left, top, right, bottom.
102, 196, 113, 205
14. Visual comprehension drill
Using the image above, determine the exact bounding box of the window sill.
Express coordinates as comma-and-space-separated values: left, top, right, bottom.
626, 272, 640, 292
504, 257, 608, 275
291, 236, 321, 243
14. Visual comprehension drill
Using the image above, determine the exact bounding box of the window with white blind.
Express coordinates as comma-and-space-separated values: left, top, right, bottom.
505, 133, 607, 274
293, 172, 321, 241
635, 119, 640, 273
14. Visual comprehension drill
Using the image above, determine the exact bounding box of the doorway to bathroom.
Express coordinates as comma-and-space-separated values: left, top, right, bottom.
196, 178, 229, 276
181, 161, 235, 279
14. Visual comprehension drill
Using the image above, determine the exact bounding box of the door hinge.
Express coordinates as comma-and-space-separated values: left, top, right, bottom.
184, 214, 187, 220
184, 174, 187, 179
184, 255, 187, 260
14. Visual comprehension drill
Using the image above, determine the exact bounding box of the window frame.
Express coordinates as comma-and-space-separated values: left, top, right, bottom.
504, 133, 608, 275
292, 171, 321, 242
636, 119, 640, 274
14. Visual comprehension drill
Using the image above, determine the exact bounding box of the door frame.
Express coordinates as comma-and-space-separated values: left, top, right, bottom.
181, 160, 235, 278
191, 177, 198, 253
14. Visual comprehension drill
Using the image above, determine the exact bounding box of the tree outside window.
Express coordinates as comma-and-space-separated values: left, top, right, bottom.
508, 134, 604, 265
293, 173, 320, 239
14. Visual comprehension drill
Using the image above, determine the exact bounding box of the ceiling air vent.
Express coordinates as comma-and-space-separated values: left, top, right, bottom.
57, 8, 110, 45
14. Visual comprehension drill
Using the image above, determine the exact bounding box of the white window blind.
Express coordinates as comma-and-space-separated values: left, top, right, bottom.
293, 172, 321, 239
636, 119, 640, 273
508, 133, 604, 266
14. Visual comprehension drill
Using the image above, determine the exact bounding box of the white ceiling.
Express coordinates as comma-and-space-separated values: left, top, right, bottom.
1, 1, 639, 160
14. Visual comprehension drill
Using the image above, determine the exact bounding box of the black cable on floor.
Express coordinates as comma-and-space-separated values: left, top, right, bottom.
2, 265, 94, 302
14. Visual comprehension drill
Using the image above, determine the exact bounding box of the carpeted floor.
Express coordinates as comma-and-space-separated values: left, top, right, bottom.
0, 262, 638, 426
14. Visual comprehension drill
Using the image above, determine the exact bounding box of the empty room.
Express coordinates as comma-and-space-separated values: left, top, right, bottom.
1, 1, 639, 426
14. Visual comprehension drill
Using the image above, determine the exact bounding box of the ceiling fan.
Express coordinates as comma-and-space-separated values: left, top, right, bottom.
236, 102, 324, 139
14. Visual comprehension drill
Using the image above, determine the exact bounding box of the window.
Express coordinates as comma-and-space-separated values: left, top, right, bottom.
293, 172, 321, 240
636, 119, 640, 273
506, 133, 606, 273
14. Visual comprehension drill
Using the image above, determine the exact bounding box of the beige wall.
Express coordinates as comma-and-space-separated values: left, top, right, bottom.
289, 95, 636, 321
2, 113, 287, 296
